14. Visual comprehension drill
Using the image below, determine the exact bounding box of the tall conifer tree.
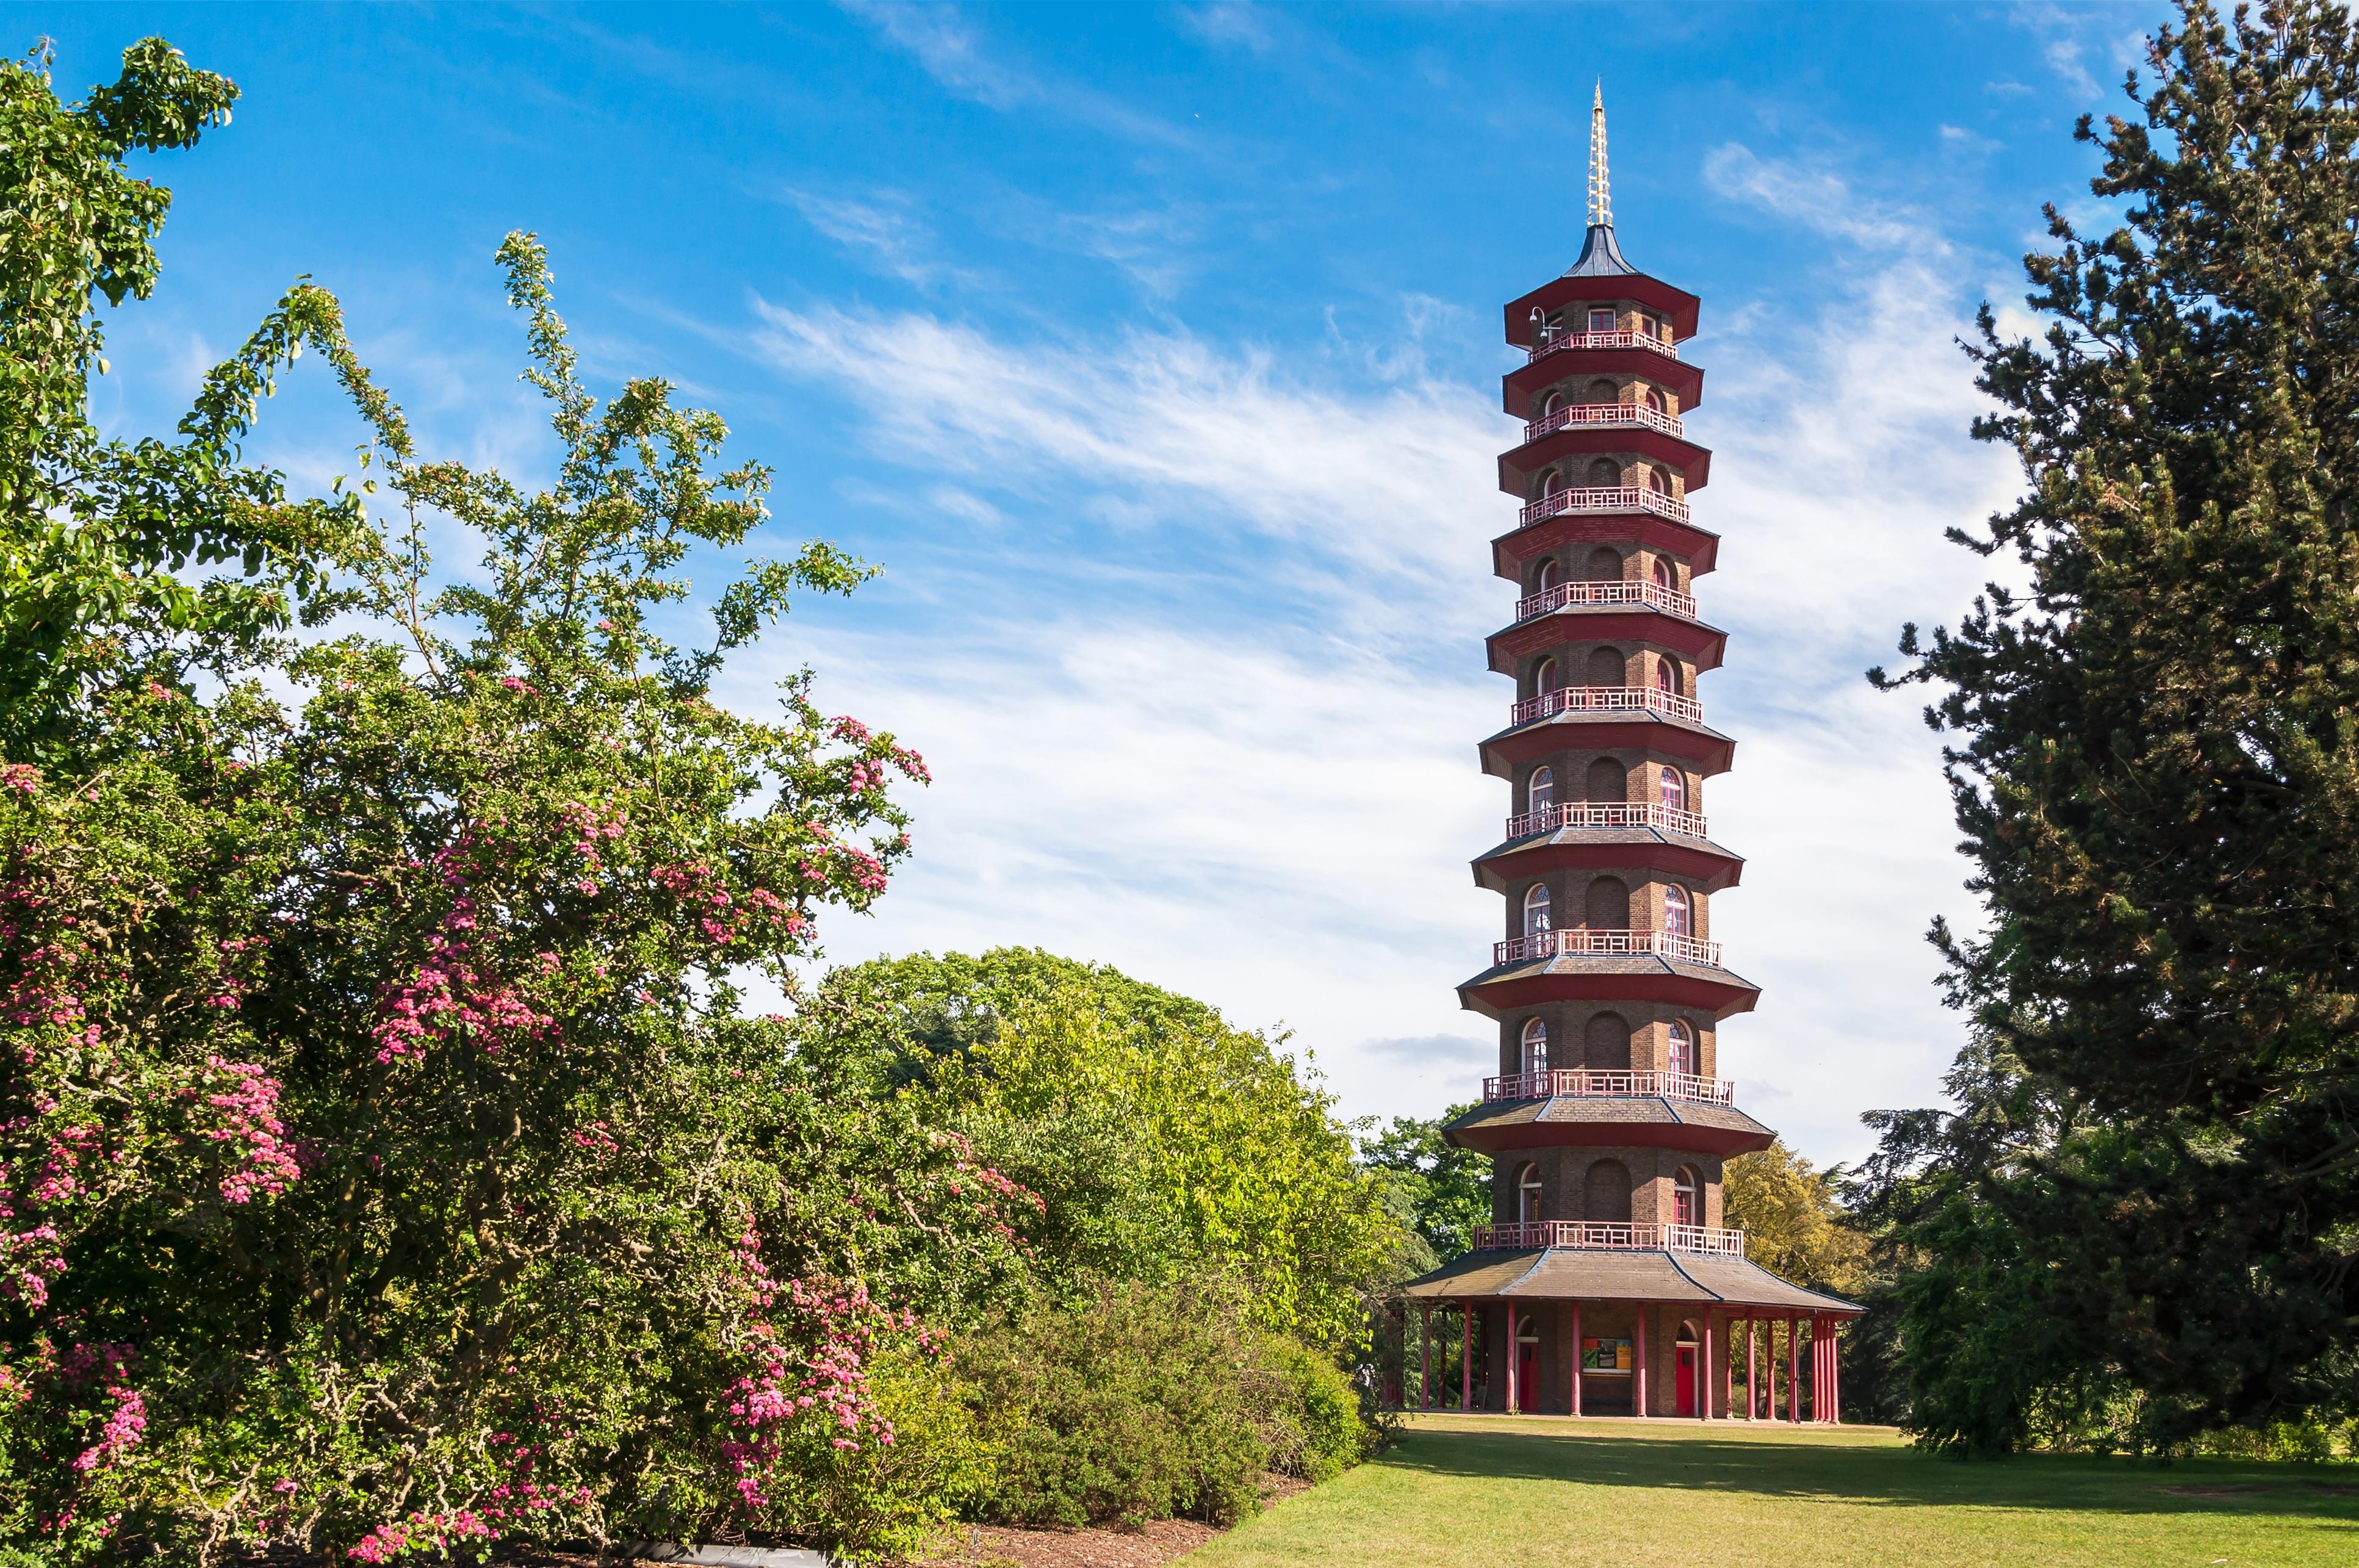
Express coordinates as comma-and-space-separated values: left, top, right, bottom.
1869, 0, 2359, 1451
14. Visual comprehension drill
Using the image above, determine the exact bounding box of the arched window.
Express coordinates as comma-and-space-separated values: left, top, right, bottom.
1667, 1018, 1694, 1076
1541, 389, 1564, 419
1673, 1166, 1701, 1227
1528, 766, 1555, 815
1524, 883, 1552, 937
1655, 658, 1679, 696
1586, 457, 1622, 487
1518, 1162, 1544, 1221
1659, 766, 1686, 811
1652, 556, 1675, 592
1533, 657, 1557, 699
1645, 466, 1668, 493
1644, 384, 1667, 414
1543, 468, 1567, 497
1537, 557, 1561, 593
1663, 883, 1691, 937
1521, 1018, 1549, 1076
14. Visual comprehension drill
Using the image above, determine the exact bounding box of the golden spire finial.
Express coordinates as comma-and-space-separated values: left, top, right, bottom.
1588, 82, 1612, 228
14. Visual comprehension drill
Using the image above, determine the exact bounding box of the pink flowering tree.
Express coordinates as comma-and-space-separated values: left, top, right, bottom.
0, 96, 1032, 1560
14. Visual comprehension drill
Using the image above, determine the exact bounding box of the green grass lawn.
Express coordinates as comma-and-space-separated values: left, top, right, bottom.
1189, 1415, 2359, 1568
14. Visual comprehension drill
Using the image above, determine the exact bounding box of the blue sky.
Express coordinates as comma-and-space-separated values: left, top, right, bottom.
23, 2, 2163, 1164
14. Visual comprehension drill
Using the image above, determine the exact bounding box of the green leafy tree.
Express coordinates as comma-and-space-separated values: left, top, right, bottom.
1356, 1107, 1489, 1271
1723, 1140, 1870, 1301
1868, 0, 2359, 1451
0, 40, 355, 753
809, 949, 1406, 1354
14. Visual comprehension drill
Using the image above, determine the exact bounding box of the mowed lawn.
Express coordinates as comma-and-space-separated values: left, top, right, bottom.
1189, 1415, 2359, 1568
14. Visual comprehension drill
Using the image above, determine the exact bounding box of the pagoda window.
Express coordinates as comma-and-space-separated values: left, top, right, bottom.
1588, 307, 1616, 333
1644, 466, 1668, 494
1586, 757, 1626, 802
1643, 384, 1667, 414
1663, 884, 1691, 937
1523, 883, 1552, 936
1541, 389, 1564, 419
1536, 557, 1561, 593
1521, 1018, 1549, 1075
1586, 647, 1625, 686
1586, 377, 1618, 403
1533, 656, 1557, 698
1528, 766, 1555, 815
1584, 545, 1622, 580
1640, 311, 1662, 339
1586, 458, 1622, 487
1652, 555, 1676, 592
1667, 1019, 1695, 1076
1655, 657, 1679, 696
1659, 766, 1686, 811
1517, 1162, 1544, 1221
1542, 468, 1568, 497
1673, 1166, 1701, 1227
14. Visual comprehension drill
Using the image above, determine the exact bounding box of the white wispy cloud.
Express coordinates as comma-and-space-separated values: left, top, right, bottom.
777, 189, 990, 291
1701, 144, 1930, 251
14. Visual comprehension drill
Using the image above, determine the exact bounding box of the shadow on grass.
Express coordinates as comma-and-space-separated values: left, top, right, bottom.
1382, 1425, 2359, 1525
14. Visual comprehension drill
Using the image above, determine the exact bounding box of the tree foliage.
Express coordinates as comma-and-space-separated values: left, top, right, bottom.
805, 949, 1406, 1354
1722, 1140, 1870, 1302
1355, 1106, 1489, 1275
1866, 0, 2359, 1453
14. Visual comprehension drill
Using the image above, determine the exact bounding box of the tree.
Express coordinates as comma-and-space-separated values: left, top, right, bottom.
1356, 1107, 1489, 1273
1867, 0, 2359, 1451
0, 40, 355, 753
1722, 1140, 1869, 1301
807, 949, 1406, 1354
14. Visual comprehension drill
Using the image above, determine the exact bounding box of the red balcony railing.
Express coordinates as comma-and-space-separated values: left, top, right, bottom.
1503, 800, 1710, 841
1525, 328, 1681, 365
1519, 485, 1692, 528
1510, 685, 1703, 727
1472, 1220, 1746, 1257
1513, 577, 1699, 622
1522, 401, 1685, 444
1492, 927, 1724, 968
1483, 1068, 1735, 1105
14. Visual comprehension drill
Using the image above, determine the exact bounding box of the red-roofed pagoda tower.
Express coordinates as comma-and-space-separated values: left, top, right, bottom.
1403, 89, 1859, 1423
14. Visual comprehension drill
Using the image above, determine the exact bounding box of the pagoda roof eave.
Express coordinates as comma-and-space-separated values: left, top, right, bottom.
1471, 829, 1743, 893
1491, 512, 1720, 581
1505, 269, 1702, 345
1455, 954, 1761, 1020
1486, 608, 1727, 674
1480, 714, 1735, 779
1505, 351, 1704, 419
1498, 427, 1712, 497
1441, 1095, 1775, 1159
1402, 1247, 1861, 1316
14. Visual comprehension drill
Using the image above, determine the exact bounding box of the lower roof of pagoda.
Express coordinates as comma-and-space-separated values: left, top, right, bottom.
1497, 425, 1712, 498
1472, 827, 1743, 893
1482, 712, 1735, 779
1492, 511, 1720, 581
1503, 350, 1705, 420
1487, 606, 1727, 674
1458, 953, 1760, 1021
1442, 1095, 1774, 1158
1403, 1247, 1861, 1317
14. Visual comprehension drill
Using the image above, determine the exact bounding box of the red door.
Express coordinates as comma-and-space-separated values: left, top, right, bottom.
1676, 1346, 1697, 1417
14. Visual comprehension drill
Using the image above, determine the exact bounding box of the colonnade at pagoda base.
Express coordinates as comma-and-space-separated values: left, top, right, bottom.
1405, 1298, 1846, 1423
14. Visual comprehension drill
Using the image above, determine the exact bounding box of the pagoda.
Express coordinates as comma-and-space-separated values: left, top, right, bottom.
1401, 89, 1859, 1423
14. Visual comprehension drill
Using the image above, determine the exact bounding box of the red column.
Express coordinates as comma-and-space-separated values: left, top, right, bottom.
1420, 1304, 1432, 1411
1570, 1301, 1583, 1418
1700, 1311, 1713, 1422
1461, 1301, 1474, 1412
1787, 1317, 1801, 1424
1746, 1315, 1758, 1421
1633, 1306, 1649, 1419
1831, 1321, 1842, 1423
1506, 1301, 1519, 1414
